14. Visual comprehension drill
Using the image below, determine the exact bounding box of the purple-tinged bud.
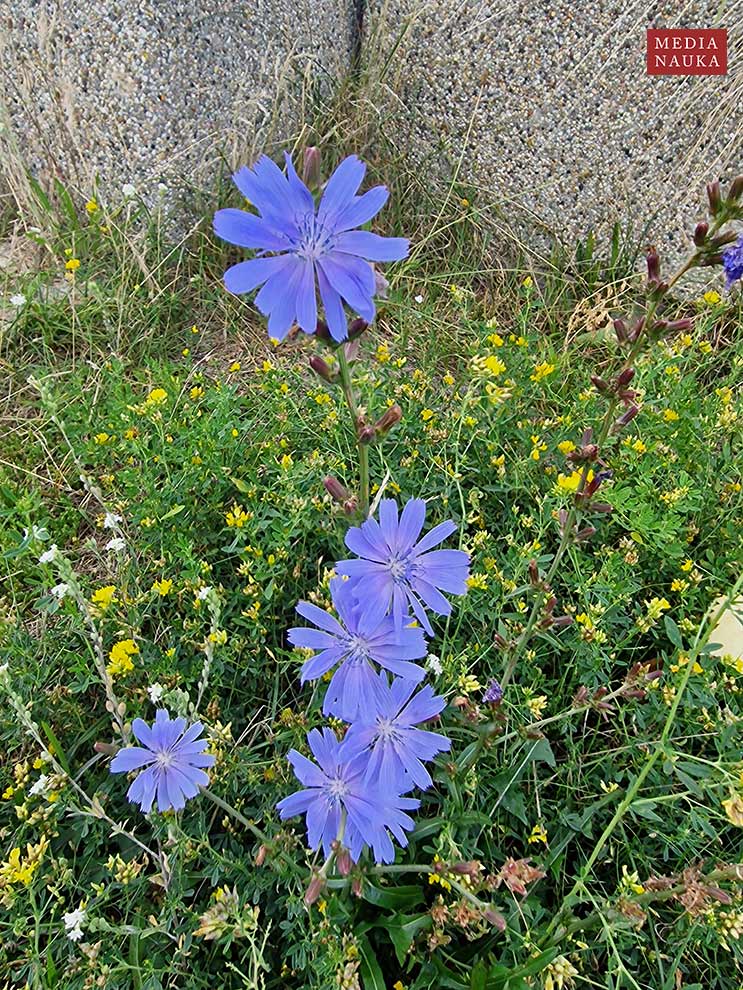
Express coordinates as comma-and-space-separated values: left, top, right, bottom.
483, 679, 503, 705
255, 844, 267, 867
351, 878, 363, 897
374, 268, 390, 299
452, 860, 482, 880
614, 404, 639, 429
710, 231, 739, 250
483, 907, 506, 931
591, 375, 611, 394
544, 596, 556, 615
528, 558, 540, 586
343, 338, 361, 362
568, 444, 598, 464
575, 526, 597, 541
343, 498, 358, 516
646, 247, 660, 283
304, 873, 325, 907
573, 685, 589, 705
618, 390, 637, 404
552, 614, 574, 629
728, 175, 743, 203
302, 147, 321, 191
628, 317, 645, 343
645, 668, 663, 682
348, 318, 369, 340
324, 476, 351, 503
374, 403, 402, 436
700, 252, 724, 267
335, 846, 353, 877
616, 367, 635, 388
588, 502, 613, 514
358, 424, 376, 444
613, 318, 628, 343
309, 355, 336, 382
494, 633, 508, 649
707, 180, 722, 216
665, 318, 693, 333
693, 221, 709, 246
94, 741, 118, 756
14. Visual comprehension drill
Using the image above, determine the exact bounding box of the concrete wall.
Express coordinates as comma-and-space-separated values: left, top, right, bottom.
0, 0, 353, 199
365, 0, 741, 258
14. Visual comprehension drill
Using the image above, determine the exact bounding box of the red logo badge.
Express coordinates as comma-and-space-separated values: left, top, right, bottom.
647, 29, 727, 76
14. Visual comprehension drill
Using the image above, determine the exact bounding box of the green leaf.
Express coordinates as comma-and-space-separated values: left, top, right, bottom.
362, 882, 424, 911
41, 721, 72, 777
386, 913, 432, 964
663, 614, 683, 649
357, 934, 385, 990
160, 504, 185, 521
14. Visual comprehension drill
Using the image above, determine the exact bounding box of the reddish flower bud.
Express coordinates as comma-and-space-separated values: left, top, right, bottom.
665, 318, 693, 332
348, 318, 369, 340
693, 221, 709, 246
324, 476, 351, 503
352, 877, 363, 897
575, 526, 597, 541
588, 502, 613, 514
628, 317, 645, 343
528, 559, 540, 586
646, 247, 660, 283
494, 633, 509, 649
591, 375, 610, 394
613, 318, 628, 343
707, 180, 722, 216
309, 355, 336, 382
616, 367, 635, 388
314, 319, 331, 341
483, 907, 506, 930
358, 424, 376, 444
374, 404, 402, 436
552, 614, 574, 629
336, 846, 353, 877
255, 844, 267, 867
728, 175, 743, 202
302, 147, 321, 190
304, 873, 325, 906
614, 404, 639, 429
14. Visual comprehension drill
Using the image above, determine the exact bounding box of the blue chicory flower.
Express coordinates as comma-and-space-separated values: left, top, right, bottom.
722, 234, 743, 287
287, 576, 427, 722
109, 709, 215, 813
336, 498, 470, 636
343, 673, 450, 791
213, 154, 409, 342
276, 727, 419, 863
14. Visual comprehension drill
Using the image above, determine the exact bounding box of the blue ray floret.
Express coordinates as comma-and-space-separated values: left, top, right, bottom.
110, 709, 215, 813
343, 673, 451, 791
276, 727, 419, 863
213, 154, 409, 342
335, 497, 471, 636
722, 235, 743, 287
287, 576, 427, 722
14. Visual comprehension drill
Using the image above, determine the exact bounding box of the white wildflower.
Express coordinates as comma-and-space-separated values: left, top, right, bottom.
197, 586, 213, 601
9, 293, 26, 308
105, 537, 126, 553
426, 653, 443, 676
63, 908, 86, 941
148, 683, 164, 703
414, 294, 424, 304
50, 582, 70, 600
29, 774, 50, 797
103, 512, 122, 530
38, 544, 58, 564
122, 183, 137, 198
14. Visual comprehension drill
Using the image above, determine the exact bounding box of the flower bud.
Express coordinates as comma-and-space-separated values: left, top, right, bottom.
665, 318, 693, 332
693, 221, 709, 246
710, 230, 739, 249
304, 873, 325, 907
728, 175, 743, 203
324, 476, 351, 503
358, 424, 376, 444
494, 633, 508, 649
255, 844, 267, 867
314, 319, 331, 341
309, 355, 336, 382
646, 247, 660, 283
528, 559, 540, 586
588, 502, 613, 514
552, 614, 574, 629
575, 526, 597, 541
483, 907, 506, 930
590, 375, 610, 394
373, 403, 402, 436
374, 269, 390, 299
351, 877, 363, 897
348, 318, 369, 340
707, 180, 722, 216
616, 367, 635, 388
302, 147, 321, 191
613, 318, 628, 343
614, 404, 639, 429
335, 846, 353, 877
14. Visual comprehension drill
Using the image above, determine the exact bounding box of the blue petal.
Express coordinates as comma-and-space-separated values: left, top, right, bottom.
295, 258, 318, 334
110, 747, 155, 774
318, 156, 366, 226
318, 254, 376, 322
213, 208, 288, 251
334, 231, 409, 262
333, 185, 389, 232
316, 263, 348, 342
224, 255, 293, 296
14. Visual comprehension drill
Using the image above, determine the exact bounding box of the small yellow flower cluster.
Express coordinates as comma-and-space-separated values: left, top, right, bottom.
636, 597, 671, 633
427, 855, 452, 891
526, 695, 547, 720
152, 578, 173, 596
226, 504, 252, 528
530, 362, 555, 383
543, 955, 578, 990
91, 585, 117, 612
107, 638, 139, 678
555, 468, 593, 494
0, 836, 48, 897
471, 354, 506, 378
528, 823, 548, 845
618, 865, 645, 895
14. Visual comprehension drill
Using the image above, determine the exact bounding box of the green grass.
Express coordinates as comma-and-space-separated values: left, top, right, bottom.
0, 166, 742, 990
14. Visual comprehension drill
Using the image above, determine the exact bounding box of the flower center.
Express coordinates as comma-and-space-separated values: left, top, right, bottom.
327, 776, 349, 800
295, 214, 334, 262
375, 717, 399, 742
345, 633, 370, 665
155, 752, 174, 771
387, 553, 412, 583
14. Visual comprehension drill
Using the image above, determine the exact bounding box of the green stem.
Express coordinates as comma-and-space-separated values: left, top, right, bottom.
200, 788, 300, 876
336, 345, 370, 516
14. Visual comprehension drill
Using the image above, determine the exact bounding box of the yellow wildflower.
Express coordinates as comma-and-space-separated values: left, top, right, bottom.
528, 823, 548, 845
65, 258, 80, 271
530, 362, 555, 383
91, 585, 117, 611
85, 199, 98, 214
557, 440, 575, 455
703, 290, 721, 305
107, 639, 139, 677
226, 504, 251, 528
152, 578, 173, 596
145, 388, 168, 406
526, 695, 547, 719
723, 792, 743, 827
